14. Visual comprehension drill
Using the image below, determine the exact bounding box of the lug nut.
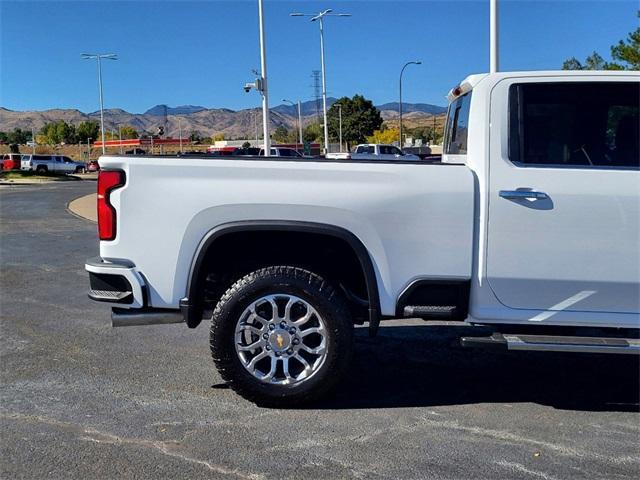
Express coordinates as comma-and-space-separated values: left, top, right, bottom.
269, 324, 275, 331
286, 349, 294, 355
292, 338, 300, 345
265, 345, 271, 351
289, 327, 296, 334
280, 321, 287, 329
275, 352, 281, 357
262, 333, 269, 340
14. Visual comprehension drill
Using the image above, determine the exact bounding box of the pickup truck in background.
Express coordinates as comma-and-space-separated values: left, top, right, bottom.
258, 147, 304, 158
86, 71, 639, 406
326, 143, 420, 160
21, 154, 86, 174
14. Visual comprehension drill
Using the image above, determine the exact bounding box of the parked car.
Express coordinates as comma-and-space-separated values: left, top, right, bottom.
86, 160, 100, 172
2, 153, 22, 170
326, 144, 421, 161
21, 155, 86, 174
86, 70, 639, 406
258, 147, 303, 157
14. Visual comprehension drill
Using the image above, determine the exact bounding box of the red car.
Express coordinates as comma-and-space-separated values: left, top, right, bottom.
2, 153, 22, 170
86, 160, 100, 172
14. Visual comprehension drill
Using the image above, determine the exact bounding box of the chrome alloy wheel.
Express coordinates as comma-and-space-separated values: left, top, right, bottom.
234, 294, 328, 385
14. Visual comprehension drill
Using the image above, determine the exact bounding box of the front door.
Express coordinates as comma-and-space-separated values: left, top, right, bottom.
487, 78, 639, 315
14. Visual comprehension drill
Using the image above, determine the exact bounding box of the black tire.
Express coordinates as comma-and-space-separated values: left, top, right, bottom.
35, 165, 47, 174
210, 266, 353, 407
75, 166, 85, 174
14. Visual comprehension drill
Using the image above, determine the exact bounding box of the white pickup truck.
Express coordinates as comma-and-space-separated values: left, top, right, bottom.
21, 154, 86, 174
86, 71, 639, 406
326, 143, 420, 160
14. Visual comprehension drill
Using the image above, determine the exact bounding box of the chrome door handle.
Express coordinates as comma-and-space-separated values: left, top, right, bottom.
499, 190, 548, 200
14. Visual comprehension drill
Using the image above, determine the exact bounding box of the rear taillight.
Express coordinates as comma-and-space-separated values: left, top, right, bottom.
97, 170, 125, 241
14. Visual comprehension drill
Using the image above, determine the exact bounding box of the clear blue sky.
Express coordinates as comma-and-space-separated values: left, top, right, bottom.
1, 0, 637, 113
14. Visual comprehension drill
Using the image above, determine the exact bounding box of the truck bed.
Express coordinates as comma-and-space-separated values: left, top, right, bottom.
98, 155, 475, 316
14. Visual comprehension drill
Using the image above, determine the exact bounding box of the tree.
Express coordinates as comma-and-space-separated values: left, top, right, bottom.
242, 141, 251, 149
366, 127, 400, 144
563, 12, 639, 70
272, 126, 290, 143
119, 125, 138, 139
303, 123, 323, 143
4, 128, 30, 145
212, 133, 225, 142
41, 121, 76, 144
327, 95, 383, 149
76, 121, 100, 143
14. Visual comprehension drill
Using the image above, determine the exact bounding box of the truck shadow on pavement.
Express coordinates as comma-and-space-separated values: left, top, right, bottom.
314, 324, 640, 412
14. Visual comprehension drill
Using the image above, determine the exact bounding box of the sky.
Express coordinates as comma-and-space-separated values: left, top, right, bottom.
1, 0, 637, 113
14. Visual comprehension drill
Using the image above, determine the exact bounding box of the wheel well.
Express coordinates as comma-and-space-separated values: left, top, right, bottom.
184, 224, 379, 329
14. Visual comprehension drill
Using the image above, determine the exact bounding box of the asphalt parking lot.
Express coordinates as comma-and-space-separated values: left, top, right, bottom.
1, 182, 639, 479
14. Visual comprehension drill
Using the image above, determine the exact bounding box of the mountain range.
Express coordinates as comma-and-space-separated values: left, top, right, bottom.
0, 99, 446, 139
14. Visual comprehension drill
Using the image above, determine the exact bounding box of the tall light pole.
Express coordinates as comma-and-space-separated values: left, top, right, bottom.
81, 53, 117, 154
178, 118, 183, 153
399, 60, 421, 148
291, 9, 351, 154
283, 99, 303, 148
257, 0, 270, 155
490, 0, 499, 73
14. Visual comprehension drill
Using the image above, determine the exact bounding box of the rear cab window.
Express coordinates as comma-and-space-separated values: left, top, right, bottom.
444, 92, 471, 155
508, 82, 639, 169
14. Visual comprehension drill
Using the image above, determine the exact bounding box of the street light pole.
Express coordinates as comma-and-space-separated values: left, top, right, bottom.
490, 0, 499, 73
290, 9, 351, 154
318, 16, 329, 153
178, 118, 183, 153
81, 53, 117, 155
399, 60, 421, 148
257, 0, 270, 156
297, 100, 303, 147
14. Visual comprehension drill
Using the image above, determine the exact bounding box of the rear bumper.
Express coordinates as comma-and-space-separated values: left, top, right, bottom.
85, 257, 146, 308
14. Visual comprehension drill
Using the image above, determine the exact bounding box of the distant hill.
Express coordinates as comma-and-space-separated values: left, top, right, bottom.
144, 104, 208, 116
376, 102, 446, 115
1, 99, 447, 139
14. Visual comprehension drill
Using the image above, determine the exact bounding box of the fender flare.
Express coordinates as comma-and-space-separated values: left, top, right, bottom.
180, 220, 381, 335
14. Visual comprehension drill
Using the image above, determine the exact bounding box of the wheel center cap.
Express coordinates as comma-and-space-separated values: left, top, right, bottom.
269, 329, 291, 352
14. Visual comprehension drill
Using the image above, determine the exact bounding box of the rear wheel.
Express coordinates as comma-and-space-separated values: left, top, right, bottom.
210, 266, 353, 406
35, 165, 47, 174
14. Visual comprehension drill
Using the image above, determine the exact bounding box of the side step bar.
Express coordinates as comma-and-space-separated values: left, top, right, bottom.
461, 333, 640, 355
112, 308, 184, 327
403, 305, 456, 319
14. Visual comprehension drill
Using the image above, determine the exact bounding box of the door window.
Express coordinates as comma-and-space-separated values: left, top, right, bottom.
508, 82, 639, 169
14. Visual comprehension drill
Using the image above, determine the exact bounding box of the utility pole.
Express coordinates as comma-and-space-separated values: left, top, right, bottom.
31, 127, 36, 154
118, 126, 123, 154
178, 118, 183, 153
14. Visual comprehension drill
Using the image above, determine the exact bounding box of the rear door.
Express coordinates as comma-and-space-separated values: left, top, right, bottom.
487, 77, 639, 316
